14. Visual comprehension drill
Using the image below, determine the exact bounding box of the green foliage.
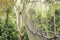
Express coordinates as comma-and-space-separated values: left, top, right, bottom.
21, 24, 29, 40
0, 0, 16, 11
46, 0, 52, 3
0, 16, 18, 40
25, 0, 30, 4
55, 3, 60, 34
29, 8, 42, 29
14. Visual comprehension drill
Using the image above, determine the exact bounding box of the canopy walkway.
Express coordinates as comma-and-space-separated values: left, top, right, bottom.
1, 0, 60, 40
20, 0, 60, 40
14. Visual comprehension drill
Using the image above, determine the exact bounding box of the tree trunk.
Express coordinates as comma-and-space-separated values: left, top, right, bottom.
14, 6, 22, 40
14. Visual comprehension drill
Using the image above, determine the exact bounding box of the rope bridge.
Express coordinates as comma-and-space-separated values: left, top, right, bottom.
21, 0, 60, 40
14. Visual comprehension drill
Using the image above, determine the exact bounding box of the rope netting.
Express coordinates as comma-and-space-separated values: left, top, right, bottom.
21, 0, 60, 40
